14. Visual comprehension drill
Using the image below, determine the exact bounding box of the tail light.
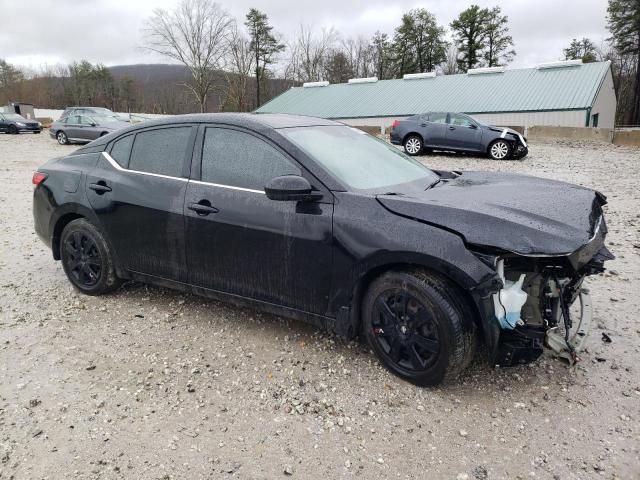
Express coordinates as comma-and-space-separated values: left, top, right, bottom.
391, 120, 400, 130
32, 171, 48, 186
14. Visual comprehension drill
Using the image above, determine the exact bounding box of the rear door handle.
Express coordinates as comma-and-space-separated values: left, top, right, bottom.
448, 126, 456, 130
89, 182, 112, 194
188, 201, 218, 216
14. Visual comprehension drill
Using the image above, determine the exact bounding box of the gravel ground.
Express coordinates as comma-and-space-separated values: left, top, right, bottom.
0, 133, 638, 480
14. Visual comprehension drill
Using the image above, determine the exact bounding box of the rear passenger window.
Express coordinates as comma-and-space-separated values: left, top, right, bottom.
129, 127, 192, 177
201, 128, 301, 190
428, 113, 447, 124
109, 135, 134, 168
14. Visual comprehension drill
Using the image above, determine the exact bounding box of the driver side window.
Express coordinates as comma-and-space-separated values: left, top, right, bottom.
201, 127, 301, 191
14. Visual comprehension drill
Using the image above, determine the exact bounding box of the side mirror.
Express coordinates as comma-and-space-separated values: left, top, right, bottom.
469, 123, 478, 129
265, 175, 322, 202
90, 122, 97, 127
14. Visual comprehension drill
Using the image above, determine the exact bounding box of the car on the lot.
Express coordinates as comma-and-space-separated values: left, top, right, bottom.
0, 112, 42, 134
390, 112, 528, 160
49, 114, 130, 145
32, 113, 612, 386
59, 106, 118, 120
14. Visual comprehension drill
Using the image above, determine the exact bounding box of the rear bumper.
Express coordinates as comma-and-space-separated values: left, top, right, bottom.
390, 131, 402, 145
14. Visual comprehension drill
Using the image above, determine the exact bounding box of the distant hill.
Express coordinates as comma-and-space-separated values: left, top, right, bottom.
107, 63, 295, 114
108, 64, 192, 84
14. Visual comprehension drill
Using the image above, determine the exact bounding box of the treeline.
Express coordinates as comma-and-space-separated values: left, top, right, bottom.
0, 0, 639, 125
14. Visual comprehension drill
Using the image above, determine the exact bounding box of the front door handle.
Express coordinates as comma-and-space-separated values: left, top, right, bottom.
448, 126, 456, 130
420, 123, 427, 127
89, 182, 112, 194
188, 200, 218, 216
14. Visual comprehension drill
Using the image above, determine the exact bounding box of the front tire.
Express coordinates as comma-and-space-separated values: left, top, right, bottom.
362, 270, 477, 386
488, 139, 512, 160
403, 135, 423, 156
8, 125, 18, 135
56, 131, 68, 145
60, 219, 121, 295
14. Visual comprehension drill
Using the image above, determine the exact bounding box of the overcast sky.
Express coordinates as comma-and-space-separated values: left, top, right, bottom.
2, 0, 611, 72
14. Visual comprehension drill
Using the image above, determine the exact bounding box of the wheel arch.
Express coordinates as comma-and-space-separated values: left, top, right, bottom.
486, 137, 514, 154
402, 131, 424, 145
348, 257, 485, 342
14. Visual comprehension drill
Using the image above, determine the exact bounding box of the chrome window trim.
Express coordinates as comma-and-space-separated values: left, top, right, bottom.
189, 179, 265, 195
103, 151, 265, 194
102, 151, 188, 182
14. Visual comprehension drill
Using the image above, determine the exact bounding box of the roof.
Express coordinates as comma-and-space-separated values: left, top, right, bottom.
256, 61, 612, 118
79, 112, 340, 149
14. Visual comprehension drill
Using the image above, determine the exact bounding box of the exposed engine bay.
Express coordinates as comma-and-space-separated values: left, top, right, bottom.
489, 239, 614, 366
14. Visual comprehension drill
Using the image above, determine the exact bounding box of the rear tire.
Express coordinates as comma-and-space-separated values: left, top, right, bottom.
56, 131, 68, 145
60, 219, 121, 295
362, 269, 477, 386
488, 139, 512, 160
403, 135, 423, 156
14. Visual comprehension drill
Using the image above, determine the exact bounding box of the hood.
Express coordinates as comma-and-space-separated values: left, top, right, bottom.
377, 171, 604, 256
100, 121, 130, 130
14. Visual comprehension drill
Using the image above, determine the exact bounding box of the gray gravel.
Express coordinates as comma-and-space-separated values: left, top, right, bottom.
0, 133, 639, 479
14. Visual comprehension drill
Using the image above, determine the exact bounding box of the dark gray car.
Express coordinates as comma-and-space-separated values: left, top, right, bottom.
49, 114, 130, 145
390, 112, 528, 160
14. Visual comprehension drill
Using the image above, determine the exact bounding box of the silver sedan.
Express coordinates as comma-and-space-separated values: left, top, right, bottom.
49, 114, 130, 145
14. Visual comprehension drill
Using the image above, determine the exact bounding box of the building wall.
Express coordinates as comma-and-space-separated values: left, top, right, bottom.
589, 68, 616, 128
337, 110, 589, 133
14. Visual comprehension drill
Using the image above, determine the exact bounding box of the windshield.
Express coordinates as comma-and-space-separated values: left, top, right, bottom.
2, 113, 26, 121
281, 126, 438, 191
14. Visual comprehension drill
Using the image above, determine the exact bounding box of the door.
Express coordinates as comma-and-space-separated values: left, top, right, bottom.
86, 125, 195, 281
64, 115, 83, 139
185, 126, 334, 315
445, 113, 483, 151
77, 115, 100, 141
420, 112, 448, 147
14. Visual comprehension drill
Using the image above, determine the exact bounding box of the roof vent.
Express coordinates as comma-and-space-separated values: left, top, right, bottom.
347, 77, 378, 84
403, 72, 436, 80
302, 81, 329, 88
536, 59, 582, 70
467, 66, 506, 75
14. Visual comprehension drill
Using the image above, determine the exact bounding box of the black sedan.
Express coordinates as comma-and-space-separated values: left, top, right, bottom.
32, 114, 611, 386
390, 112, 528, 160
0, 112, 42, 134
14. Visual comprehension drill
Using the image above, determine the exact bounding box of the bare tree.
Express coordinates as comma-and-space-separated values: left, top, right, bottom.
224, 24, 254, 111
442, 45, 460, 75
286, 25, 337, 82
342, 36, 375, 78
143, 0, 233, 112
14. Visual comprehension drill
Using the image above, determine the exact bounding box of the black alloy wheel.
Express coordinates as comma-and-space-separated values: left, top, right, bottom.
8, 125, 18, 135
60, 219, 121, 295
63, 231, 102, 287
371, 291, 440, 372
363, 270, 477, 386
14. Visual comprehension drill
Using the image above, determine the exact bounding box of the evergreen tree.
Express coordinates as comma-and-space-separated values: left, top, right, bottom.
450, 5, 490, 72
483, 7, 515, 67
245, 8, 284, 108
563, 38, 598, 63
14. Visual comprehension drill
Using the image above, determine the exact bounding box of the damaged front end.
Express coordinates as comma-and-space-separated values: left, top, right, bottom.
477, 219, 614, 367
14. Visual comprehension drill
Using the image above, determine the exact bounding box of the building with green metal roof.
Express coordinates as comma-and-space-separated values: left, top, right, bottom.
257, 60, 616, 131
